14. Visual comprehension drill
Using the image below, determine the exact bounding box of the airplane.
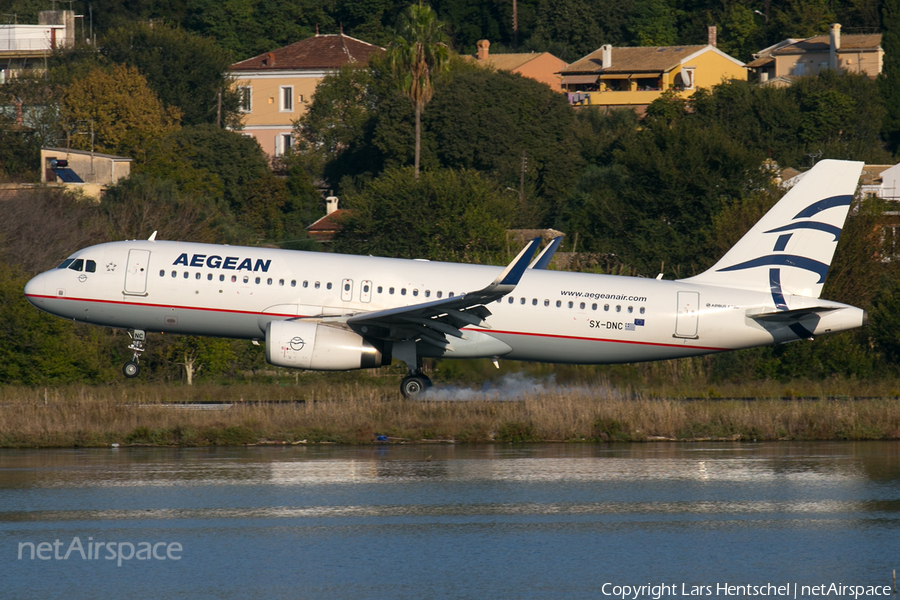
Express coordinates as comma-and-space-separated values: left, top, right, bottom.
24, 159, 867, 398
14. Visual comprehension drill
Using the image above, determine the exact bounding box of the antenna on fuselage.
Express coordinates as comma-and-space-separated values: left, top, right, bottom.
148, 231, 158, 241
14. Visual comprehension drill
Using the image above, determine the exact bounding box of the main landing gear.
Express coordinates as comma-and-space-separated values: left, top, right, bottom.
123, 329, 145, 378
400, 370, 433, 399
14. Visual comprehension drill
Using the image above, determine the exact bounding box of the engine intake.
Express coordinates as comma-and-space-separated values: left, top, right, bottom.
265, 320, 382, 370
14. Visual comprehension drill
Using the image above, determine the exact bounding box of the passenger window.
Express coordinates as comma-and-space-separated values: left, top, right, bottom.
326, 282, 332, 290
363, 284, 370, 293
616, 305, 621, 312
315, 282, 320, 289
508, 297, 514, 304
291, 280, 297, 287
401, 288, 406, 296
532, 299, 538, 306
219, 274, 225, 282
640, 307, 645, 314
449, 292, 455, 297
556, 300, 561, 307
86, 260, 96, 273
604, 304, 609, 311
389, 287, 395, 295
592, 303, 597, 310
171, 271, 177, 278
267, 278, 273, 285
568, 301, 573, 308
69, 259, 84, 271
243, 276, 249, 283
544, 300, 550, 307
580, 302, 585, 309
279, 279, 284, 286
231, 276, 237, 282
344, 283, 350, 291
159, 270, 165, 277
196, 273, 201, 280
183, 272, 189, 279
377, 286, 383, 293
520, 298, 526, 305
425, 290, 430, 297
255, 277, 261, 284
208, 274, 213, 281
413, 289, 418, 296
57, 259, 75, 269
437, 291, 443, 298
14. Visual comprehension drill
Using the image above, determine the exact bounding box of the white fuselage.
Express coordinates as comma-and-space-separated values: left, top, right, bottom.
24, 240, 866, 366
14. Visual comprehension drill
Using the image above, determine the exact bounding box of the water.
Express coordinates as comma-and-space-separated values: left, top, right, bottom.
1, 443, 898, 599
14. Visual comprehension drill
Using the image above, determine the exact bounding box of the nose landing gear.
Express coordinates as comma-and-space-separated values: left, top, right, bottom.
123, 330, 145, 378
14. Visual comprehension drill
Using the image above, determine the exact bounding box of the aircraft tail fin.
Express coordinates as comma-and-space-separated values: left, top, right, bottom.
680, 159, 863, 299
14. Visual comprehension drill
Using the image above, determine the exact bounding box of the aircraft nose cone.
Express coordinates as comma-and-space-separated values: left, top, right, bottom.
24, 273, 45, 307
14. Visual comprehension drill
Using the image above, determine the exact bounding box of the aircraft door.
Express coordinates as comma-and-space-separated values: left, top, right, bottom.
124, 249, 151, 296
674, 291, 700, 339
360, 280, 372, 303
341, 279, 353, 302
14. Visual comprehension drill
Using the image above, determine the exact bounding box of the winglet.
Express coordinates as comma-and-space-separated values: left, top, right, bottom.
529, 236, 563, 270
490, 237, 541, 289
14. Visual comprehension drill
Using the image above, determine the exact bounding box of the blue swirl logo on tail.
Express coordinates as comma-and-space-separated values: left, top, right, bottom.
715, 194, 852, 307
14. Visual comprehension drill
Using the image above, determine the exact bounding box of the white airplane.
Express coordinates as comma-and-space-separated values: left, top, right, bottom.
25, 159, 866, 398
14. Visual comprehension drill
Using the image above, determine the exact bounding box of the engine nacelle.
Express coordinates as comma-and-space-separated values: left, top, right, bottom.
265, 320, 383, 370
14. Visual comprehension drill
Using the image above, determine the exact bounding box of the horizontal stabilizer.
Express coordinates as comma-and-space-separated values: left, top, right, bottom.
747, 306, 839, 323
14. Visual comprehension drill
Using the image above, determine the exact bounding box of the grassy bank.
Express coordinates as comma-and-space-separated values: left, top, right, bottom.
1, 383, 899, 447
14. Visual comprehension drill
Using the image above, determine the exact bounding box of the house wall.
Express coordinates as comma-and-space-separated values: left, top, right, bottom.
513, 54, 568, 91
775, 49, 882, 78
40, 149, 130, 185
687, 50, 748, 88
232, 71, 326, 157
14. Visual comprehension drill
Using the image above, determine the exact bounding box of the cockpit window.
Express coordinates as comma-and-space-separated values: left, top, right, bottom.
57, 259, 75, 269
68, 259, 84, 272
86, 260, 96, 273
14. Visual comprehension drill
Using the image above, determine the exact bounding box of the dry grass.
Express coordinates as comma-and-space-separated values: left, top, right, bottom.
1, 383, 899, 447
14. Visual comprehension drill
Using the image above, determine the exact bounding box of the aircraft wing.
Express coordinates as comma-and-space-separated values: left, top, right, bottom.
324, 238, 541, 348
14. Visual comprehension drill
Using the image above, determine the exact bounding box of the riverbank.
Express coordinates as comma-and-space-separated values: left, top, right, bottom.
0, 383, 899, 447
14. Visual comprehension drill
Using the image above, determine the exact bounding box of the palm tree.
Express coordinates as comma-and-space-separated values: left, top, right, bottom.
387, 3, 449, 179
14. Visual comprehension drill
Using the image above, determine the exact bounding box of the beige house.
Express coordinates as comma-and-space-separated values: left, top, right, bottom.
229, 34, 384, 158
40, 147, 131, 199
746, 24, 883, 83
559, 27, 745, 113
466, 40, 568, 91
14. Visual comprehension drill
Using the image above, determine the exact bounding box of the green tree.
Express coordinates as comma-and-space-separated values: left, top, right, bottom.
525, 0, 633, 61
101, 23, 241, 127
332, 167, 514, 261
60, 64, 181, 163
629, 0, 676, 46
388, 2, 450, 178
880, 0, 900, 153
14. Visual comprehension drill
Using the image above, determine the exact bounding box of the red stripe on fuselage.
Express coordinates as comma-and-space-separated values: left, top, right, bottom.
26, 294, 731, 352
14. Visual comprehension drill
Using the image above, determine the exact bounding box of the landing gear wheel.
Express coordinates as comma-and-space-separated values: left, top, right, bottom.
400, 375, 429, 399
123, 361, 140, 378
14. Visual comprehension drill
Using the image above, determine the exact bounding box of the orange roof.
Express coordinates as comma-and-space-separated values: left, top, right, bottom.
307, 209, 351, 233
230, 34, 384, 71
563, 45, 707, 75
772, 33, 881, 55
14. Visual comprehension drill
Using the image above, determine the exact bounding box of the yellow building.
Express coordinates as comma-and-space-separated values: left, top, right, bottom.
559, 29, 746, 114
229, 34, 384, 158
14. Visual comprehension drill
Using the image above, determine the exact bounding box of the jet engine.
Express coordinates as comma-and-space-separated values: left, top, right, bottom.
265, 320, 383, 370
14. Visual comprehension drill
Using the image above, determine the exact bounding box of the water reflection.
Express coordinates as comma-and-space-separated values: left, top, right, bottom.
1, 442, 899, 599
